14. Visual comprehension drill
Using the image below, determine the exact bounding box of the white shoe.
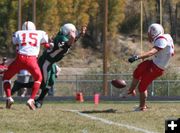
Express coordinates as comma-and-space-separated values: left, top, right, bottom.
6, 97, 14, 109
26, 99, 36, 110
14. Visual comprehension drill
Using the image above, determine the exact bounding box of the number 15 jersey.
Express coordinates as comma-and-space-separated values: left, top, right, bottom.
12, 30, 48, 56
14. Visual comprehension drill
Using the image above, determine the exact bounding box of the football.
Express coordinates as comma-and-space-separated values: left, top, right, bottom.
111, 79, 127, 89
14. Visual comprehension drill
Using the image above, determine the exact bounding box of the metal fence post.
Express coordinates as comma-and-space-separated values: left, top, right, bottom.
110, 82, 112, 96
75, 74, 77, 92
151, 81, 155, 96
167, 80, 170, 96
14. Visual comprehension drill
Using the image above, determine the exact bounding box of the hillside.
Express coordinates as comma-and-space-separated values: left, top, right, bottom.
1, 34, 179, 76
59, 35, 180, 75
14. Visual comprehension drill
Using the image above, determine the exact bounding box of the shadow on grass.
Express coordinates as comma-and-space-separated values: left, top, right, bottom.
80, 108, 147, 114
81, 108, 118, 113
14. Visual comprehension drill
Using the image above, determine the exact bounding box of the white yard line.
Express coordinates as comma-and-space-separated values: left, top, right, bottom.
62, 109, 158, 133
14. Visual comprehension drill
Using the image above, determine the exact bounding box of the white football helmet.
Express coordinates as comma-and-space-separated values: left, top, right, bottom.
22, 21, 36, 30
60, 23, 77, 36
148, 23, 164, 42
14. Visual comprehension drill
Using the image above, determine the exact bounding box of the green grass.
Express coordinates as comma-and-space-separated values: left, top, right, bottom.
0, 101, 180, 133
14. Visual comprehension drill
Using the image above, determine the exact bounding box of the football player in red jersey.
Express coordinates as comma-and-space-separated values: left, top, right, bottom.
3, 21, 52, 110
128, 23, 174, 111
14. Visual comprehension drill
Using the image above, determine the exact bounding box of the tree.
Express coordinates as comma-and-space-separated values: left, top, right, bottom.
0, 0, 17, 55
108, 0, 125, 37
36, 0, 60, 35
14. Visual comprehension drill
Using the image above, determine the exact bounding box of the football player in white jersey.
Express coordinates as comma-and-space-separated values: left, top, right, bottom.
3, 21, 51, 110
127, 23, 174, 111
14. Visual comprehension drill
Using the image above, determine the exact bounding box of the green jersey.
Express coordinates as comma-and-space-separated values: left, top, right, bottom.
40, 32, 71, 64
38, 33, 71, 89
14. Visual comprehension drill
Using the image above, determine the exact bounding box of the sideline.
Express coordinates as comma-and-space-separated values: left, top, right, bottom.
62, 109, 158, 133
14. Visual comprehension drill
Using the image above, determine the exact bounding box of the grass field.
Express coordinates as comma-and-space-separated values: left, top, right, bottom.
0, 101, 180, 133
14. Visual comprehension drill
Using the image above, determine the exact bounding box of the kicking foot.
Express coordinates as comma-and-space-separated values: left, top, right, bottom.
6, 97, 14, 109
127, 89, 136, 96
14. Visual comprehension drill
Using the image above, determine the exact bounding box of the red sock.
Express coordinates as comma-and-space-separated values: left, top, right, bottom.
4, 82, 11, 97
30, 81, 41, 99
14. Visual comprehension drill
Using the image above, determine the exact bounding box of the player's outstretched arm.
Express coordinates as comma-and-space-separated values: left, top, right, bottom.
128, 47, 159, 63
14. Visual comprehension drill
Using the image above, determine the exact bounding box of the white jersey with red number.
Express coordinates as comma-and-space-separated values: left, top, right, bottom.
152, 34, 174, 70
12, 30, 48, 56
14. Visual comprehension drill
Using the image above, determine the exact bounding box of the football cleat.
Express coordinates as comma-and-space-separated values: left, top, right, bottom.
35, 100, 43, 108
26, 99, 36, 110
6, 97, 14, 109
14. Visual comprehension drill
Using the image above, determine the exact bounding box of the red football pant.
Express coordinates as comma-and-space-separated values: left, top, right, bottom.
133, 60, 164, 93
3, 54, 42, 99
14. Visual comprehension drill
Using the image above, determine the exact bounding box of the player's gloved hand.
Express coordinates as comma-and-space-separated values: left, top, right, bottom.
128, 55, 139, 63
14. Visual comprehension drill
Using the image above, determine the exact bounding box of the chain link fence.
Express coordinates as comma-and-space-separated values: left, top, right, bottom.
53, 74, 180, 97
0, 74, 180, 97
